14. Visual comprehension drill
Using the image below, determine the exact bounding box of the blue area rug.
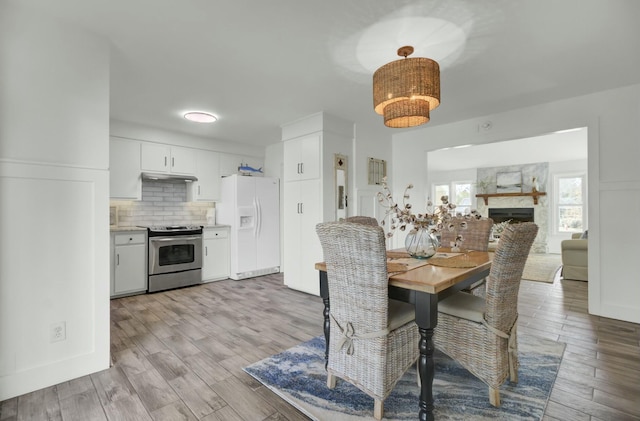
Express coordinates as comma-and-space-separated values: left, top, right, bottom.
244, 335, 565, 420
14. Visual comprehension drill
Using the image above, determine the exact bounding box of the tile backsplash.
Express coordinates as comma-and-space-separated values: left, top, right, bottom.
111, 180, 214, 227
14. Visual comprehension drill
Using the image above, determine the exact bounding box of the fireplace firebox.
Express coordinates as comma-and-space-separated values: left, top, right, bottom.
488, 208, 534, 224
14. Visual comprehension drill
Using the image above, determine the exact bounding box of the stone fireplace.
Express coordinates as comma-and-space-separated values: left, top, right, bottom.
476, 162, 548, 253
478, 197, 547, 253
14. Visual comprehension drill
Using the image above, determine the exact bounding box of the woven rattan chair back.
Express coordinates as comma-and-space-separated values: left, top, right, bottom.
316, 221, 419, 420
316, 221, 389, 338
434, 221, 538, 407
440, 217, 494, 251
485, 222, 539, 333
344, 216, 380, 227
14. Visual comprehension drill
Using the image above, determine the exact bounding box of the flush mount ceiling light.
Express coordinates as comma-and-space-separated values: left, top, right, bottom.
373, 46, 440, 128
183, 111, 217, 123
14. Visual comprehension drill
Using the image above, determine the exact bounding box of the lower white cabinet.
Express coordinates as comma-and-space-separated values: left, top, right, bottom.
283, 179, 322, 295
202, 227, 230, 281
111, 232, 147, 297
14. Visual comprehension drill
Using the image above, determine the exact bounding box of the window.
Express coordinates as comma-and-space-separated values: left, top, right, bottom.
432, 181, 473, 215
433, 184, 449, 204
556, 174, 585, 233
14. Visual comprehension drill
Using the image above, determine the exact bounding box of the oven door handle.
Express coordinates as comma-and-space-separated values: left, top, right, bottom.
150, 236, 201, 242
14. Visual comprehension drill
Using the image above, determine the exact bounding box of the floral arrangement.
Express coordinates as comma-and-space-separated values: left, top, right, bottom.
377, 177, 482, 253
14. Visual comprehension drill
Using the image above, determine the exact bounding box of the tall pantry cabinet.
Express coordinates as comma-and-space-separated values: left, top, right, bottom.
282, 113, 353, 295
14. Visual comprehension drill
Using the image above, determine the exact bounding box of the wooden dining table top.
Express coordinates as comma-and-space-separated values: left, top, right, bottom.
315, 248, 493, 295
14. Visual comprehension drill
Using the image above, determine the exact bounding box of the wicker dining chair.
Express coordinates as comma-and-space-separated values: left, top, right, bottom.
433, 222, 538, 407
440, 217, 494, 296
316, 221, 419, 420
344, 215, 380, 227
440, 216, 494, 251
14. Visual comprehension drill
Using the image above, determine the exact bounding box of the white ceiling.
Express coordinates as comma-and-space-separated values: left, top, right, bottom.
427, 127, 588, 172
13, 0, 640, 148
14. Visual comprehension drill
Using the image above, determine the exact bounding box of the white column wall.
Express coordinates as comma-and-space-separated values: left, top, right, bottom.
0, 3, 111, 399
351, 124, 393, 221
391, 84, 640, 324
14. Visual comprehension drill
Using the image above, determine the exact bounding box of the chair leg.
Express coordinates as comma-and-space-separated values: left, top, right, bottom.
374, 399, 383, 420
509, 344, 519, 383
489, 386, 501, 407
509, 357, 518, 384
327, 373, 336, 389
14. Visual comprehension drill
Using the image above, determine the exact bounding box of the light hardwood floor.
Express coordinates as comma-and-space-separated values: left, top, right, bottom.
1, 272, 639, 420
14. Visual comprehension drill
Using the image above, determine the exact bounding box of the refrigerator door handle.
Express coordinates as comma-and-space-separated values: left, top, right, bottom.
253, 198, 259, 238
255, 197, 262, 238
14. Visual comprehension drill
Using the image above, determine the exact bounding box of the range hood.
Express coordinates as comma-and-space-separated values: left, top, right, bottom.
141, 172, 198, 182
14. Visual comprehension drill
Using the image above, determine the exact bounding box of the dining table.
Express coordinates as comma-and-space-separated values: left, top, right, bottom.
315, 248, 493, 421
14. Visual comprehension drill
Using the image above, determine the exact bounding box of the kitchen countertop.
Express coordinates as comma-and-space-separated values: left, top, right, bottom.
110, 226, 146, 232
111, 225, 230, 232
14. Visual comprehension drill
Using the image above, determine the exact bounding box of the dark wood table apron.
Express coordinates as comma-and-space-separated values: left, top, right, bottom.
317, 253, 491, 421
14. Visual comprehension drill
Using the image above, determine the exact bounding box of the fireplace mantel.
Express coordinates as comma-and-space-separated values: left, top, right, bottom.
476, 192, 546, 205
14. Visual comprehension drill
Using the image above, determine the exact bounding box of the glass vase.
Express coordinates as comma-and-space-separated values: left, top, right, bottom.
405, 228, 439, 259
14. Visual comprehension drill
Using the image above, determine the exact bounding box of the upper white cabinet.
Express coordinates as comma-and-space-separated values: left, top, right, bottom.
283, 134, 320, 182
141, 143, 196, 175
189, 150, 220, 202
110, 137, 142, 200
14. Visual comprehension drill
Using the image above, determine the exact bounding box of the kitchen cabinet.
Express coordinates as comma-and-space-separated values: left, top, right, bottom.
111, 231, 147, 297
283, 179, 322, 295
202, 227, 230, 281
141, 143, 197, 175
281, 113, 353, 296
283, 134, 320, 181
188, 150, 220, 201
110, 137, 141, 199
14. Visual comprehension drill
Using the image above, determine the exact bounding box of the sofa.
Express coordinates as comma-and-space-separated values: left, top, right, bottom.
561, 232, 588, 281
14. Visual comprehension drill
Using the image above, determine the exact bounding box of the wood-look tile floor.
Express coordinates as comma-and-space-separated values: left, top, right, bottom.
1, 272, 639, 420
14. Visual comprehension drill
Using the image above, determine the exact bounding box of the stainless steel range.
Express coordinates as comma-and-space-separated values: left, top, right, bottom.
144, 225, 203, 293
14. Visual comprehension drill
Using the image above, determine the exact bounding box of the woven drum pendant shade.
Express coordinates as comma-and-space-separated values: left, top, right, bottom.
373, 46, 440, 128
384, 99, 430, 128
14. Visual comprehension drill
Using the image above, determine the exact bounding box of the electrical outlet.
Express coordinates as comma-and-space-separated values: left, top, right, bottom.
50, 321, 66, 343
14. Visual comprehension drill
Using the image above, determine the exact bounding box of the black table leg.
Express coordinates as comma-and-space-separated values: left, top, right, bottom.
319, 270, 330, 369
415, 292, 439, 421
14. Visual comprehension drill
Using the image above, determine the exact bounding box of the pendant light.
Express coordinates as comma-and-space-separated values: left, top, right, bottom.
373, 46, 440, 128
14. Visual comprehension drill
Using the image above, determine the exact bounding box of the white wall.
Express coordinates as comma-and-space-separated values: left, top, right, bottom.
391, 84, 640, 324
351, 123, 393, 220
0, 3, 110, 399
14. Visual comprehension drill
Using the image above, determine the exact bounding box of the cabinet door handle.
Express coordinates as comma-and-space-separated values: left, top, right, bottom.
116, 253, 119, 266
205, 246, 208, 256
300, 202, 303, 214
164, 156, 167, 167
198, 185, 201, 195
172, 157, 175, 167
300, 162, 304, 174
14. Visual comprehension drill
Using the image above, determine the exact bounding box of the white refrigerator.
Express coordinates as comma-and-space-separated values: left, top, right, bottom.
217, 174, 280, 280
